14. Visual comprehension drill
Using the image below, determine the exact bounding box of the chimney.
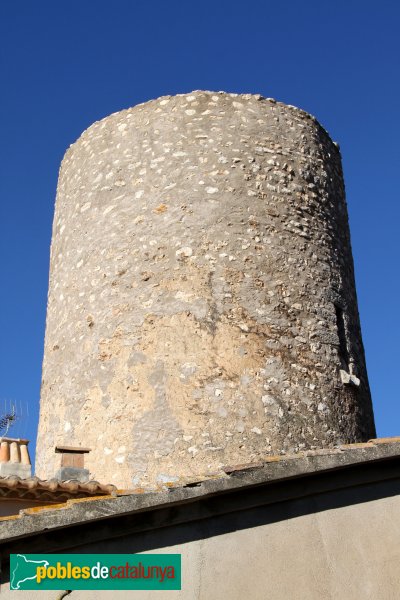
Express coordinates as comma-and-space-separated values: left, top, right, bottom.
55, 446, 91, 483
0, 437, 32, 478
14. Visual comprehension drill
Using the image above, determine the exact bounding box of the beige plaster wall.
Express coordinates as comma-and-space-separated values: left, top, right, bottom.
3, 492, 399, 599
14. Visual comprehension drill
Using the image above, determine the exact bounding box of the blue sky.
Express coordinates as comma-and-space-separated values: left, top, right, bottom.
0, 1, 399, 461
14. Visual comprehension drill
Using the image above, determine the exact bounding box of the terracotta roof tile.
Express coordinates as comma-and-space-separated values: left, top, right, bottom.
368, 436, 400, 444
0, 475, 116, 502
1, 437, 400, 523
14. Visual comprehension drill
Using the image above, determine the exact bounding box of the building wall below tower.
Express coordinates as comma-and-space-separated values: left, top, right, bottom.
1, 450, 399, 600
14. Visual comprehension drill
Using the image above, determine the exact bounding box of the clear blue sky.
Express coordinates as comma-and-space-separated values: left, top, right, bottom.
0, 1, 399, 462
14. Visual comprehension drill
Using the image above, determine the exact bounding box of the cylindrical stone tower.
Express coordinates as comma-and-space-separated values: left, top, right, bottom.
36, 91, 375, 488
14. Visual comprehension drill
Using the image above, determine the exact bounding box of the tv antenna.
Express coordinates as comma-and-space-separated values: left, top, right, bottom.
0, 405, 17, 436
0, 399, 29, 438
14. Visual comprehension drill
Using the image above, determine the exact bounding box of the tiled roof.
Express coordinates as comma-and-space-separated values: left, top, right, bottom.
0, 475, 116, 503
1, 436, 399, 570
0, 437, 399, 531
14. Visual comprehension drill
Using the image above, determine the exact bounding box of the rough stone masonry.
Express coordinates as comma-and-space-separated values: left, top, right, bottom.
36, 91, 376, 488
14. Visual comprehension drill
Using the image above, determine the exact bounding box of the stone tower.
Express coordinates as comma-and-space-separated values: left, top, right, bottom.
36, 91, 375, 488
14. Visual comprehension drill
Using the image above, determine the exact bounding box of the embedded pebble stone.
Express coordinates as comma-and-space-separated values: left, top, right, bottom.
36, 91, 376, 489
